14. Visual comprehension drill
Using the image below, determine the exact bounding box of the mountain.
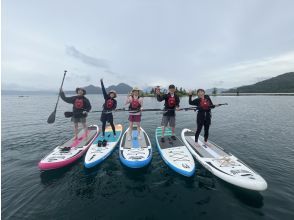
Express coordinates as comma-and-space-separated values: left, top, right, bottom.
205, 88, 227, 94
223, 72, 294, 93
66, 83, 132, 94
1, 90, 55, 95
106, 83, 132, 94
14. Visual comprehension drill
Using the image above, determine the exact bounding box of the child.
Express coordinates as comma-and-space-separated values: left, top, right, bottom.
100, 78, 117, 138
189, 89, 220, 144
125, 87, 143, 141
60, 88, 91, 140
156, 85, 180, 142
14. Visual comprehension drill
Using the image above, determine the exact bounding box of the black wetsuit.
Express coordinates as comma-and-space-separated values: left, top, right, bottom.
189, 95, 215, 142
157, 93, 180, 116
60, 91, 91, 118
100, 80, 117, 136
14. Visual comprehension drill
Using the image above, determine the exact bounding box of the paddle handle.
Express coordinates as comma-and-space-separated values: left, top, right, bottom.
54, 70, 67, 111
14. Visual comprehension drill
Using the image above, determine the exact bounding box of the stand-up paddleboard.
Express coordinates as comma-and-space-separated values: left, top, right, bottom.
119, 126, 152, 168
155, 127, 195, 177
84, 124, 123, 168
39, 125, 99, 171
181, 129, 267, 191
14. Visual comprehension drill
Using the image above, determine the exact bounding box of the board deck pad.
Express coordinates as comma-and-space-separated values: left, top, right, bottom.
156, 127, 184, 149
185, 135, 229, 158
122, 127, 149, 149
93, 131, 121, 144
58, 127, 97, 150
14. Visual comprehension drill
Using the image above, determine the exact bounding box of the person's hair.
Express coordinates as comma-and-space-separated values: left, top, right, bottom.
196, 89, 205, 94
76, 88, 86, 95
169, 84, 175, 89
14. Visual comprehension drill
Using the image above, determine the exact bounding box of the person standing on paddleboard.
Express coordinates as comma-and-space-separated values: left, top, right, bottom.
100, 78, 117, 138
60, 88, 91, 140
188, 89, 220, 145
125, 87, 143, 141
156, 84, 180, 142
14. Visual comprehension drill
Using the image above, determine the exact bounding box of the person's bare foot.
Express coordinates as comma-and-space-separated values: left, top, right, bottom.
194, 142, 201, 147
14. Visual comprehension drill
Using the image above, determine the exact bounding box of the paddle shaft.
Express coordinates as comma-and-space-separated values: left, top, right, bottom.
47, 70, 67, 123
54, 71, 67, 111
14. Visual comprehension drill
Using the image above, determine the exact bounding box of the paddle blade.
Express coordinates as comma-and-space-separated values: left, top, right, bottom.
64, 112, 73, 118
47, 110, 56, 124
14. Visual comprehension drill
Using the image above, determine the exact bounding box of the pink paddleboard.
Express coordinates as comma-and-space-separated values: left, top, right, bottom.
38, 125, 99, 170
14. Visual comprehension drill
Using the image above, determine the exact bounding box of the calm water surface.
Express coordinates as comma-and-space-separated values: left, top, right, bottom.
2, 95, 294, 219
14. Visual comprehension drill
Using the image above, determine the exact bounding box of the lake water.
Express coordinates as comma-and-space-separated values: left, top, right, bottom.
1, 94, 294, 219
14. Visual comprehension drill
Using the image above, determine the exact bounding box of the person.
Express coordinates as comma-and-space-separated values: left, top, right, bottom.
125, 87, 143, 141
156, 85, 180, 142
100, 78, 117, 138
188, 89, 220, 145
60, 87, 91, 140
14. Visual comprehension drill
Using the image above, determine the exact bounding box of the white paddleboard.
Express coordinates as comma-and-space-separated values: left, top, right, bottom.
84, 124, 123, 168
181, 128, 267, 191
155, 127, 195, 177
119, 126, 152, 168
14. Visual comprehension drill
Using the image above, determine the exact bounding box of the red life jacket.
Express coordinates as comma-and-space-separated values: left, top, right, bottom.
130, 96, 141, 110
167, 94, 176, 108
106, 99, 114, 109
199, 98, 210, 110
74, 98, 84, 109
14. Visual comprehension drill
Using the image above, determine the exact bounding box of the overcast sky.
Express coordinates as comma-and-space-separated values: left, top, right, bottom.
2, 0, 294, 91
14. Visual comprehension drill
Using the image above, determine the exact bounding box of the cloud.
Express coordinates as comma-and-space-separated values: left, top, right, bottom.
66, 71, 91, 83
209, 51, 294, 88
66, 46, 109, 69
104, 69, 121, 77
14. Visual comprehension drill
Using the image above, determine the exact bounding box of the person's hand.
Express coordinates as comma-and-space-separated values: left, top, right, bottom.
100, 78, 103, 82
155, 87, 161, 95
82, 111, 88, 114
140, 107, 144, 112
188, 90, 192, 96
176, 107, 180, 111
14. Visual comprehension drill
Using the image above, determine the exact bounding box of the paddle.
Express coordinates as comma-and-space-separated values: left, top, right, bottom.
64, 108, 163, 117
64, 112, 88, 118
64, 112, 74, 118
47, 70, 67, 124
217, 103, 228, 106
159, 103, 228, 114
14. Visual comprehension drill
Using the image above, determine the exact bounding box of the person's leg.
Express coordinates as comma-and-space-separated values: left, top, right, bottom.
136, 121, 141, 139
195, 121, 204, 143
82, 120, 88, 137
161, 116, 168, 142
110, 121, 116, 136
128, 120, 133, 141
170, 116, 176, 140
102, 120, 106, 137
204, 121, 210, 144
74, 122, 78, 140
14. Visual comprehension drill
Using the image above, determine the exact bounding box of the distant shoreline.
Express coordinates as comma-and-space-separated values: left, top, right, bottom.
2, 92, 294, 96
218, 93, 294, 96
